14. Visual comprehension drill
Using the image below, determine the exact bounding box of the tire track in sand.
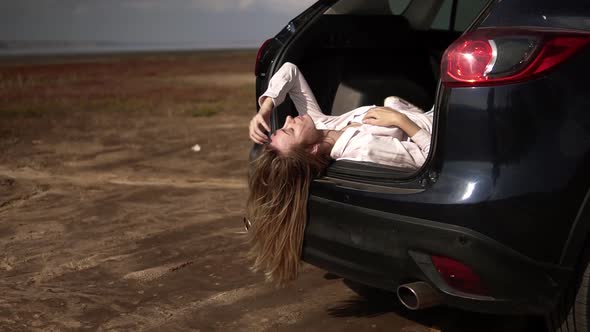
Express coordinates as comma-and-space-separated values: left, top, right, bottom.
0, 167, 246, 190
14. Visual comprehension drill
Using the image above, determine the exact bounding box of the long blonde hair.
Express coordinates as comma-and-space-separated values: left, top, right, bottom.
246, 144, 329, 284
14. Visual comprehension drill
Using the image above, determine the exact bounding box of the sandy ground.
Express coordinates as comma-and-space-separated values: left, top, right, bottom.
0, 51, 544, 331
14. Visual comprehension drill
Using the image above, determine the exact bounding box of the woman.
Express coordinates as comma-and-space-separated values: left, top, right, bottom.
247, 62, 433, 284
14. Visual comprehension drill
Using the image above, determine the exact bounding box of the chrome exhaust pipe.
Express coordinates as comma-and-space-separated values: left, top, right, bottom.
397, 281, 442, 310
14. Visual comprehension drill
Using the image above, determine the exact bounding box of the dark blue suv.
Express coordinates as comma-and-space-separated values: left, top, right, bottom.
253, 0, 590, 330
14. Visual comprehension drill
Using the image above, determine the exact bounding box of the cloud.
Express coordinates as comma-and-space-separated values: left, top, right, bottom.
197, 0, 317, 12
122, 0, 315, 13
192, 0, 255, 11
73, 3, 90, 15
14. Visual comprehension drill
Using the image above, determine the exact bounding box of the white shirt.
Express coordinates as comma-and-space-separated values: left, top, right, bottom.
314, 97, 433, 170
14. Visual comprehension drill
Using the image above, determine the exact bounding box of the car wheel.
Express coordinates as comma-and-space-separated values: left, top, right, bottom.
547, 257, 590, 331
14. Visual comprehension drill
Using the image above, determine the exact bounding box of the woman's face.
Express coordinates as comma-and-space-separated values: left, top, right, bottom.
269, 114, 321, 154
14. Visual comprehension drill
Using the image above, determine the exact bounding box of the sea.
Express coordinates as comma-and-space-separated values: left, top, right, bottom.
0, 41, 259, 57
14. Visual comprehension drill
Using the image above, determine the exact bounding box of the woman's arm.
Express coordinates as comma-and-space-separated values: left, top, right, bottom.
362, 106, 430, 155
362, 107, 421, 136
249, 63, 324, 144
249, 97, 274, 144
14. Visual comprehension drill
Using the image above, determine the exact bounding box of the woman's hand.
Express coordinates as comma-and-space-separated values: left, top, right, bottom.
249, 97, 274, 144
362, 107, 406, 128
363, 106, 421, 136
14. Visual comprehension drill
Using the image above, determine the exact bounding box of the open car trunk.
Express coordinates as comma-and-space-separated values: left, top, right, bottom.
268, 4, 460, 183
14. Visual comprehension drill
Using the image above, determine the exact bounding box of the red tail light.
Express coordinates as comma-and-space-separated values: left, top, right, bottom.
431, 255, 488, 296
255, 38, 273, 77
441, 28, 590, 87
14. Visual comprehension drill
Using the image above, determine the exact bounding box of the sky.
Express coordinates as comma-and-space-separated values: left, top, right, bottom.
0, 0, 317, 50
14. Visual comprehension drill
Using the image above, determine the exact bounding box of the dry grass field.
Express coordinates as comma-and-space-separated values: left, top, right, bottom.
0, 50, 541, 331
0, 50, 265, 331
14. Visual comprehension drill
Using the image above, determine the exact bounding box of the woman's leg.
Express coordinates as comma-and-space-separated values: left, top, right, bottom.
258, 62, 326, 121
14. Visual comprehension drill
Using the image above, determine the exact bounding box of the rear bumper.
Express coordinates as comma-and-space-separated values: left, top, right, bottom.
302, 195, 573, 315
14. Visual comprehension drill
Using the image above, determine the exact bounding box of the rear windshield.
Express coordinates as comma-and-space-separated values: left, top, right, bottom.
431, 0, 489, 31
325, 0, 489, 32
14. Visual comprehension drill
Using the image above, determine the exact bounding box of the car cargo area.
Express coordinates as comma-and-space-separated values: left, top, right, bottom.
272, 9, 460, 181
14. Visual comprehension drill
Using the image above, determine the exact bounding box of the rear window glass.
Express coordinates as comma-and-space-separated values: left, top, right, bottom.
431, 0, 489, 31
430, 0, 453, 30
388, 0, 411, 15
325, 0, 393, 15
324, 0, 488, 30
455, 0, 488, 30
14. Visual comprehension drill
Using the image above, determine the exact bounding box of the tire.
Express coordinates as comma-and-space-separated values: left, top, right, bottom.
547, 256, 590, 331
